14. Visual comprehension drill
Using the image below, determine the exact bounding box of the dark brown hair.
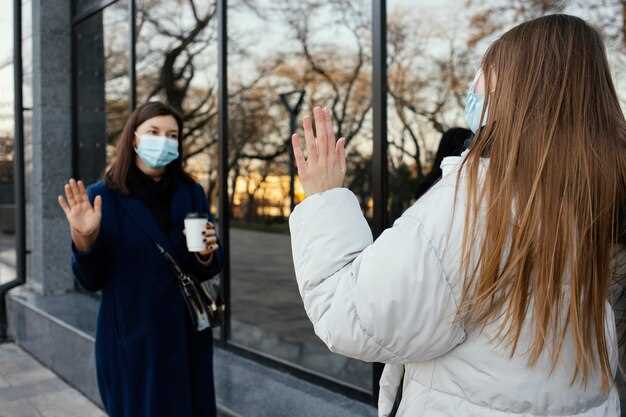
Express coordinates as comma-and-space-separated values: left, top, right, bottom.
105, 101, 195, 194
459, 14, 626, 390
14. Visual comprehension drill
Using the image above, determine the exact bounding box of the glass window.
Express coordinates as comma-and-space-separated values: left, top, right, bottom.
386, 0, 626, 224
22, 0, 32, 110
74, 0, 130, 186
227, 0, 373, 391
386, 0, 474, 223
136, 0, 218, 204
0, 0, 29, 281
22, 0, 33, 271
0, 0, 16, 281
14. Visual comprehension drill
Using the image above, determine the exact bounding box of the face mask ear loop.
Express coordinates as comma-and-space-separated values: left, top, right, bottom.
133, 132, 139, 154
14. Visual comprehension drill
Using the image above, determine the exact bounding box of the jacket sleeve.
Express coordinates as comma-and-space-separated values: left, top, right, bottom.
289, 187, 465, 364
71, 185, 110, 292
185, 183, 223, 280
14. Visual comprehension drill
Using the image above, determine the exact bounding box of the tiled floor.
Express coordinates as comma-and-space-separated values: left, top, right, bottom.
0, 343, 106, 417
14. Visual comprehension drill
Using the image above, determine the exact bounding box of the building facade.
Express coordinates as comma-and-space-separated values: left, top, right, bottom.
1, 0, 625, 416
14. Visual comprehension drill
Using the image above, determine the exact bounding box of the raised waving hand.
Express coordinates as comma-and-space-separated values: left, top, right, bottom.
57, 179, 102, 252
291, 107, 347, 196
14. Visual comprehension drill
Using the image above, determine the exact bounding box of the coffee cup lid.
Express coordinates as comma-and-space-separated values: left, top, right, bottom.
185, 212, 208, 219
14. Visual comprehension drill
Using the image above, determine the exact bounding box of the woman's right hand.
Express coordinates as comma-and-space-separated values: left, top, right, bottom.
57, 179, 102, 252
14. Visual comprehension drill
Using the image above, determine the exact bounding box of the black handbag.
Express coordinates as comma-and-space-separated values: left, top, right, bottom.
155, 242, 225, 332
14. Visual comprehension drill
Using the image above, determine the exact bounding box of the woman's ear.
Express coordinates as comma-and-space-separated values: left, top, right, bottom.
488, 68, 497, 94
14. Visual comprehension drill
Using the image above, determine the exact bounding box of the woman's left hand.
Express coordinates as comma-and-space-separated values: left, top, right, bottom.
291, 107, 347, 196
197, 222, 218, 263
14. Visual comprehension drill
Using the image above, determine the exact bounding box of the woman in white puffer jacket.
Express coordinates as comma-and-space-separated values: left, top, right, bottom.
289, 14, 626, 417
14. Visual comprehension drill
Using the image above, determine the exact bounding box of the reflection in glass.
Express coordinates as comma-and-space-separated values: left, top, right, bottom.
227, 0, 373, 391
21, 0, 32, 272
74, 1, 130, 185
0, 0, 16, 280
136, 0, 218, 203
386, 0, 626, 223
103, 1, 131, 166
22, 0, 32, 110
21, 0, 33, 218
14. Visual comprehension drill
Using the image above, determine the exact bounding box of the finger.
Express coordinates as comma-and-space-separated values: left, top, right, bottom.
336, 138, 347, 174
69, 179, 81, 205
57, 196, 70, 217
313, 107, 328, 158
302, 116, 318, 161
202, 229, 217, 237
202, 244, 218, 255
204, 236, 218, 245
325, 109, 336, 165
64, 183, 77, 207
292, 134, 307, 175
324, 108, 336, 144
93, 195, 102, 215
77, 181, 89, 204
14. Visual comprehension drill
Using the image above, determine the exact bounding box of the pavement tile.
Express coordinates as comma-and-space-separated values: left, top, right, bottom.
0, 344, 104, 417
0, 399, 43, 417
29, 389, 107, 417
4, 368, 57, 387
0, 378, 66, 403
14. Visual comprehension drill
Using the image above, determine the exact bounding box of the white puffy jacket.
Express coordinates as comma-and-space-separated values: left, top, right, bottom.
289, 154, 620, 417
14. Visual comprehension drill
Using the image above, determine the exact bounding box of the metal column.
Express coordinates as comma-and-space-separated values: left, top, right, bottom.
371, 0, 388, 402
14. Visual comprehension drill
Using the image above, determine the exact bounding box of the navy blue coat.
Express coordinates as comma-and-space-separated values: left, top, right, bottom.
71, 177, 223, 417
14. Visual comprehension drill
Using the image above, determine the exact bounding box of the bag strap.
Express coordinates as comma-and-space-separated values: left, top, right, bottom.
154, 242, 185, 276
388, 365, 405, 417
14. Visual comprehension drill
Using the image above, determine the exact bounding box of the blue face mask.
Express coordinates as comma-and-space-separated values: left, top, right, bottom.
464, 70, 489, 133
464, 90, 488, 134
134, 134, 179, 168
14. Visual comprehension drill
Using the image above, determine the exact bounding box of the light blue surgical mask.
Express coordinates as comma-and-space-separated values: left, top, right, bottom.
134, 133, 179, 168
464, 71, 488, 133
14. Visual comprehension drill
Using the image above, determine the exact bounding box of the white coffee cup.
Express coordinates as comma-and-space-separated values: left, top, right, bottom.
184, 213, 208, 252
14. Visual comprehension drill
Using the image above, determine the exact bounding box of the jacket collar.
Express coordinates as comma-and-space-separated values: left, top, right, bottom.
440, 149, 489, 177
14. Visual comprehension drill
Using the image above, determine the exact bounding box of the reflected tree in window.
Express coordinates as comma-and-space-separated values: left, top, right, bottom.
386, 0, 626, 222
387, 2, 474, 220
136, 0, 220, 200
226, 0, 374, 390
466, 0, 626, 105
228, 0, 373, 220
103, 1, 131, 163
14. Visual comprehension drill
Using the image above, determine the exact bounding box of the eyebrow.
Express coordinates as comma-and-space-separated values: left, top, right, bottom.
147, 125, 178, 133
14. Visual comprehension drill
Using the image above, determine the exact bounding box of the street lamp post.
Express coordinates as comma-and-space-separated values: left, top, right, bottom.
279, 90, 306, 212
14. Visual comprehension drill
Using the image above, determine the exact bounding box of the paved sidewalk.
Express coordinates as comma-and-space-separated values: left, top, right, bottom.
0, 343, 106, 417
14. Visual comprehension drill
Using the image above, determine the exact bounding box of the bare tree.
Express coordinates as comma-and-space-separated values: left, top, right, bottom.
386, 5, 474, 184
136, 0, 219, 160
223, 0, 375, 218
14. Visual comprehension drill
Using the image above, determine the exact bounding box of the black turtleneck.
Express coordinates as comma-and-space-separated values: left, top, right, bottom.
126, 164, 176, 234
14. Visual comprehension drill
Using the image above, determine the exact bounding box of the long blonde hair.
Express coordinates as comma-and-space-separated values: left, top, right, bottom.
459, 14, 626, 390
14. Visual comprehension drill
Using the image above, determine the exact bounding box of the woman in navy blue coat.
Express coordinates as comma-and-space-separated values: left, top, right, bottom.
57, 102, 223, 417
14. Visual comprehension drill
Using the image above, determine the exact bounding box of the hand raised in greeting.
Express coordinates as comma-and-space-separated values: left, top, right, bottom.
291, 107, 347, 197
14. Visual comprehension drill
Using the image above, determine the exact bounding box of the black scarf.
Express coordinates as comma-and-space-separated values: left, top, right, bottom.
127, 165, 177, 234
